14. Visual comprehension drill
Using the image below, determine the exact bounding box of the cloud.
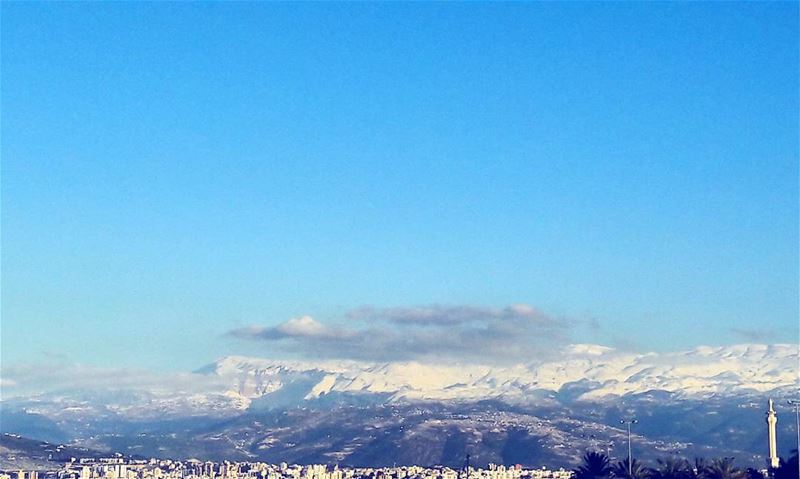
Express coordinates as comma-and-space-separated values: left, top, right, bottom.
0, 361, 229, 399
229, 315, 353, 340
228, 304, 573, 364
0, 378, 16, 387
346, 304, 554, 327
729, 327, 777, 342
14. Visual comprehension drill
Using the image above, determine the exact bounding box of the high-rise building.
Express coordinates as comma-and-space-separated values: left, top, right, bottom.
767, 398, 779, 468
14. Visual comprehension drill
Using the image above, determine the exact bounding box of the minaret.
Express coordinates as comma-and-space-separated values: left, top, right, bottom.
767, 398, 779, 468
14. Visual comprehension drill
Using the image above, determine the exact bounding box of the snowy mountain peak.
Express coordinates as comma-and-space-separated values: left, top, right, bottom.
201, 343, 798, 404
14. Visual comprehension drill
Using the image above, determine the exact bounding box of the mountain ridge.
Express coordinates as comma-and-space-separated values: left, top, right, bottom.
1, 343, 796, 468
199, 343, 798, 409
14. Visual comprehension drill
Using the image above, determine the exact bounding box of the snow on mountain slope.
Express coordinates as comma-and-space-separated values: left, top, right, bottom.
201, 343, 798, 404
1, 343, 795, 424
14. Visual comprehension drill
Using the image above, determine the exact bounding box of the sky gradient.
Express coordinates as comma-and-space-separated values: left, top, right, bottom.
2, 2, 798, 372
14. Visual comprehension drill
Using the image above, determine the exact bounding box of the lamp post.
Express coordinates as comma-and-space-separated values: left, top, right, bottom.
620, 419, 638, 477
788, 400, 800, 479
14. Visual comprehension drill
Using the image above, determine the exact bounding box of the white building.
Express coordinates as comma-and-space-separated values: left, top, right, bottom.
766, 398, 779, 469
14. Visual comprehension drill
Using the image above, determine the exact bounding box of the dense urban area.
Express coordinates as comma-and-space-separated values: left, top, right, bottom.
0, 459, 572, 479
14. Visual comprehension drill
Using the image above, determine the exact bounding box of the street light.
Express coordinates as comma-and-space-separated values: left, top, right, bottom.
620, 419, 638, 477
787, 400, 800, 479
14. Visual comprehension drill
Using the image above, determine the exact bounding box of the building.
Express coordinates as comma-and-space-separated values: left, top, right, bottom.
766, 398, 779, 469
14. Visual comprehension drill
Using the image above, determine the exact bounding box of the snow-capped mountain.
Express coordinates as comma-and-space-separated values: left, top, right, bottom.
201, 343, 798, 407
3, 343, 795, 421
2, 343, 797, 467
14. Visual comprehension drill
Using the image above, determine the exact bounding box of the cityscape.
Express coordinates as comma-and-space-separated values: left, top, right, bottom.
1, 398, 799, 479
0, 457, 573, 479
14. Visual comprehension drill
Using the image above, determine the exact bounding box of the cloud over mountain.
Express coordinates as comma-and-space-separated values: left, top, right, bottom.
729, 327, 778, 342
229, 316, 353, 340
346, 304, 552, 326
0, 360, 229, 399
228, 303, 573, 363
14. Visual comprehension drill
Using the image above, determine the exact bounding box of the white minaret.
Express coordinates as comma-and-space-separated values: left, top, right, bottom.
767, 398, 779, 468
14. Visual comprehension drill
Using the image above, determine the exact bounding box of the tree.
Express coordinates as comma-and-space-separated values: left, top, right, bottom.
772, 450, 799, 479
612, 458, 650, 479
575, 451, 613, 479
703, 458, 744, 479
649, 458, 692, 479
743, 468, 764, 479
690, 458, 709, 479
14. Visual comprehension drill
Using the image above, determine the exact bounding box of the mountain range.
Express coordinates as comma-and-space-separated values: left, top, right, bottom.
1, 343, 797, 468
199, 343, 797, 406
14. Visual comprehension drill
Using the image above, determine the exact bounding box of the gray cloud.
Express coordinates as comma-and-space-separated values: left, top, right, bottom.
729, 327, 777, 342
228, 304, 573, 364
229, 315, 353, 341
346, 304, 557, 327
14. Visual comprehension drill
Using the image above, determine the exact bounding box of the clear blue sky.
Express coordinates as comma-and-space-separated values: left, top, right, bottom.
2, 2, 797, 371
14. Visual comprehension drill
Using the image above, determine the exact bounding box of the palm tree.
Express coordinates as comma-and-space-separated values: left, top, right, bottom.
649, 457, 691, 479
690, 458, 709, 479
743, 468, 763, 479
703, 458, 743, 479
575, 451, 613, 479
612, 458, 650, 479
772, 450, 799, 479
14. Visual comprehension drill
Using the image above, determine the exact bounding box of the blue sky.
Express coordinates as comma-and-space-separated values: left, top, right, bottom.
2, 2, 797, 372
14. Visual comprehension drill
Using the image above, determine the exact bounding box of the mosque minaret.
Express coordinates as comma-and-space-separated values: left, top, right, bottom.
767, 398, 779, 468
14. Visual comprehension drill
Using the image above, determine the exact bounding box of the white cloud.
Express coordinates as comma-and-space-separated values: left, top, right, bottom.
278, 316, 328, 336
0, 361, 229, 399
229, 315, 353, 341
